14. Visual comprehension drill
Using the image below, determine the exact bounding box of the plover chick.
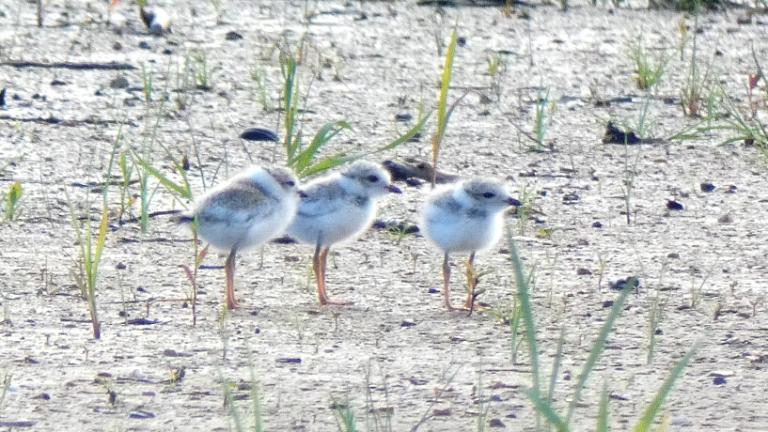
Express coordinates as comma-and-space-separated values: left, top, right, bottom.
140, 4, 172, 35
178, 166, 301, 310
287, 161, 401, 305
421, 178, 520, 311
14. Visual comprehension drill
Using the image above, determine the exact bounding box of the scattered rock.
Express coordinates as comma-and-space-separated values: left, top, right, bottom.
433, 408, 451, 416
666, 200, 684, 211
240, 128, 279, 141
276, 357, 301, 364
394, 112, 413, 122
713, 376, 727, 385
112, 42, 122, 51
700, 182, 715, 192
50, 79, 67, 86
562, 192, 580, 204
602, 300, 614, 308
667, 252, 680, 259
225, 30, 243, 41
163, 349, 192, 357
0, 87, 6, 107
602, 121, 641, 144
129, 410, 156, 419
400, 320, 417, 328
110, 76, 130, 89
718, 214, 734, 224
726, 185, 737, 193
609, 276, 639, 292
592, 221, 602, 228
126, 318, 158, 325
577, 268, 592, 276
115, 262, 127, 270
138, 41, 152, 50
427, 287, 440, 294
33, 393, 50, 400
408, 377, 428, 385
489, 418, 505, 428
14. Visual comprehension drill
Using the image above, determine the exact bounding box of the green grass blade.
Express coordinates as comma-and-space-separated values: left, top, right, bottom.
631, 345, 697, 432
223, 380, 245, 432
506, 229, 541, 396
547, 328, 566, 407
376, 111, 432, 153
91, 204, 109, 288
597, 381, 610, 432
432, 24, 458, 186
565, 282, 634, 424
292, 121, 351, 171
525, 389, 569, 432
130, 151, 192, 199
435, 26, 457, 142
299, 154, 353, 178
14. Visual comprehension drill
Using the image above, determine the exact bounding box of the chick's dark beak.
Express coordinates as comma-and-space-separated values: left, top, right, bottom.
298, 190, 308, 198
507, 197, 521, 206
386, 184, 402, 194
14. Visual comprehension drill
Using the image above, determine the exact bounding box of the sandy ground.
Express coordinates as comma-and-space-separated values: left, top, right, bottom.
1, 0, 768, 430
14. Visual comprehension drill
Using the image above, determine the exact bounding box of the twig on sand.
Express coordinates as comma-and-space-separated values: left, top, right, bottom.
0, 61, 135, 71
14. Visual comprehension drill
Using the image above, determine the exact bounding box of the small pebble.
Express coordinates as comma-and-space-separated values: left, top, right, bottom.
700, 182, 715, 192
592, 221, 602, 228
394, 113, 413, 122
110, 77, 130, 89
489, 418, 505, 428
718, 214, 734, 224
666, 200, 684, 211
225, 30, 243, 41
138, 41, 151, 50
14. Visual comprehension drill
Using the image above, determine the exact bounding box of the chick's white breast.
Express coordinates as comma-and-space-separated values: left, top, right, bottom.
422, 203, 504, 253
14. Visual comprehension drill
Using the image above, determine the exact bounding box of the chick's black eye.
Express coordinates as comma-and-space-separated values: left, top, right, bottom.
285, 181, 295, 187
367, 175, 379, 183
482, 192, 496, 199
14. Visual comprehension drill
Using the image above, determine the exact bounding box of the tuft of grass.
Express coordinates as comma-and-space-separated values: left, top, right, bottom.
627, 36, 670, 90
67, 191, 109, 340
116, 151, 134, 223
631, 346, 698, 432
2, 181, 23, 221
333, 398, 358, 432
190, 50, 212, 91
507, 231, 696, 430
531, 86, 555, 152
277, 49, 430, 178
679, 8, 715, 119
223, 378, 246, 431
249, 65, 271, 112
